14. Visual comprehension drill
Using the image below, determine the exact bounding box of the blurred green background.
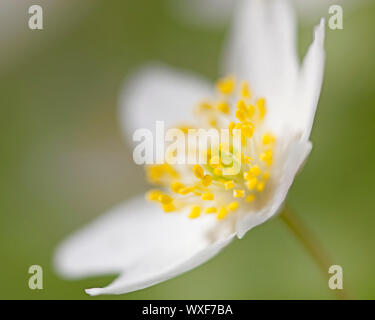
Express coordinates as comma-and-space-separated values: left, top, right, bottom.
0, 0, 374, 299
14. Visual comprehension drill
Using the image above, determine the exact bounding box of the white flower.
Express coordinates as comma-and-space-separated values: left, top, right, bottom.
169, 0, 366, 28
54, 0, 325, 296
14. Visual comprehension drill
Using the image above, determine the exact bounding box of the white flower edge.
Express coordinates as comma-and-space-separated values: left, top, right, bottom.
54, 0, 325, 295
55, 196, 235, 295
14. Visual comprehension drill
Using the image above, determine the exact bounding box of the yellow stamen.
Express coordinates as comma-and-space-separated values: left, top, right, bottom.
202, 192, 214, 201
227, 201, 239, 211
260, 150, 273, 166
205, 207, 217, 214
236, 100, 247, 111
193, 164, 204, 179
147, 190, 162, 201
246, 177, 258, 191
241, 123, 254, 138
198, 101, 213, 111
262, 133, 275, 145
245, 194, 255, 203
256, 181, 265, 192
263, 172, 270, 181
162, 203, 176, 212
225, 181, 235, 190
228, 122, 235, 136
189, 206, 201, 219
171, 182, 184, 193
257, 98, 266, 119
233, 189, 245, 198
244, 156, 253, 164
214, 168, 222, 176
179, 187, 194, 195
209, 155, 221, 167
247, 104, 255, 118
216, 101, 230, 114
235, 109, 247, 122
146, 75, 277, 222
209, 118, 217, 127
216, 76, 235, 95
159, 194, 173, 204
217, 206, 228, 220
241, 81, 251, 99
202, 175, 212, 187
249, 165, 262, 177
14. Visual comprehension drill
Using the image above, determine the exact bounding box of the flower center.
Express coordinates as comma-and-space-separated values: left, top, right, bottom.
145, 76, 276, 220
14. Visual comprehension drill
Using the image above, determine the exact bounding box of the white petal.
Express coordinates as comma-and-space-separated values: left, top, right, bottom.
297, 19, 326, 141
236, 136, 312, 238
85, 235, 233, 296
54, 196, 234, 295
222, 0, 299, 131
119, 64, 213, 144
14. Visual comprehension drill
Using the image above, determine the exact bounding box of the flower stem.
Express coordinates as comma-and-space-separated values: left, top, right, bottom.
280, 206, 351, 300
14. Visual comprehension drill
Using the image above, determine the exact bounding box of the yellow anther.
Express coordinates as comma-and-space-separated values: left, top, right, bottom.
262, 133, 275, 145
228, 121, 235, 136
227, 201, 239, 211
241, 123, 254, 138
236, 99, 247, 111
234, 151, 243, 163
202, 192, 214, 201
234, 123, 242, 130
171, 182, 184, 193
216, 101, 230, 114
205, 207, 217, 214
193, 164, 204, 179
189, 206, 201, 219
241, 81, 251, 99
147, 190, 162, 201
259, 150, 273, 166
202, 175, 212, 187
243, 171, 254, 180
257, 98, 266, 119
233, 189, 245, 198
214, 168, 222, 176
198, 101, 213, 111
146, 166, 163, 184
159, 194, 173, 204
244, 156, 253, 164
216, 76, 235, 95
256, 181, 265, 192
146, 164, 179, 184
177, 125, 193, 134
235, 109, 247, 122
146, 75, 278, 222
179, 187, 194, 195
247, 104, 255, 118
225, 181, 235, 190
209, 155, 221, 167
209, 118, 217, 127
245, 194, 255, 203
246, 177, 258, 191
217, 206, 228, 220
263, 172, 270, 181
218, 143, 230, 152
162, 203, 176, 212
241, 134, 247, 146
249, 165, 262, 177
